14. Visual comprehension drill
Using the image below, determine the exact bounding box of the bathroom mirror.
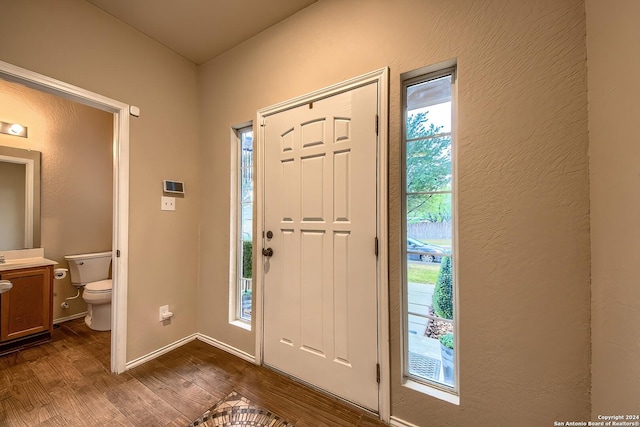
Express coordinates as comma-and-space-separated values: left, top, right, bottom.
0, 146, 41, 250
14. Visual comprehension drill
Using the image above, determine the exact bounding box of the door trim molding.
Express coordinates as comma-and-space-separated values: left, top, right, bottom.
255, 67, 390, 422
0, 59, 130, 374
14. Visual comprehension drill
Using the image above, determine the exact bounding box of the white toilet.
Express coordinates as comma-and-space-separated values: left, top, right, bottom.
64, 251, 112, 331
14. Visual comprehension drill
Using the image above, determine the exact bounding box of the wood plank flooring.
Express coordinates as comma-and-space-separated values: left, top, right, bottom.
0, 318, 386, 426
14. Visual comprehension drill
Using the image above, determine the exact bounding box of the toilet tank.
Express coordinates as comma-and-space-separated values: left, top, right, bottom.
64, 251, 112, 285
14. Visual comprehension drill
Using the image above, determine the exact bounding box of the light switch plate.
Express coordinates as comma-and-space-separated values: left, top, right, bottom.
161, 196, 175, 211
159, 305, 169, 321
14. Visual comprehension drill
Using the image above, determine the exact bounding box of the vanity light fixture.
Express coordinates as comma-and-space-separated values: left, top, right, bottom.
0, 121, 28, 138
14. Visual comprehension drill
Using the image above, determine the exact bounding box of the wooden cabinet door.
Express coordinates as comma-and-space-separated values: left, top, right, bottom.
0, 266, 53, 342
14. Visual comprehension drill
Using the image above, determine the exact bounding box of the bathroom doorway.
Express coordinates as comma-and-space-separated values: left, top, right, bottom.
0, 60, 130, 373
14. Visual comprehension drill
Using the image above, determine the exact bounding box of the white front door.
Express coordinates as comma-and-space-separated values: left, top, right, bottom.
261, 82, 379, 411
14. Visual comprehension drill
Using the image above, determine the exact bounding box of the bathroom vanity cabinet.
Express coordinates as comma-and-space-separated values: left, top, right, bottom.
0, 265, 54, 347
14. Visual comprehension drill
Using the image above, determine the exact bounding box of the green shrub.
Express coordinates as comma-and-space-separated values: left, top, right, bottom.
242, 240, 253, 279
432, 256, 453, 319
439, 333, 454, 350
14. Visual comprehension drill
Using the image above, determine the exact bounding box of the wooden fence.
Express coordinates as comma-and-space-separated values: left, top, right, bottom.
407, 221, 452, 240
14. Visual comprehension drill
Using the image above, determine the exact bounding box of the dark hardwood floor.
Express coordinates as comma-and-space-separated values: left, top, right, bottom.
0, 318, 386, 426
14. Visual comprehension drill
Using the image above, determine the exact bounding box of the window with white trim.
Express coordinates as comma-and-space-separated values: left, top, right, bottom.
232, 126, 253, 324
402, 67, 458, 394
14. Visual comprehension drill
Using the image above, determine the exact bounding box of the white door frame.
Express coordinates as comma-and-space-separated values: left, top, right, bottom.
0, 60, 130, 374
255, 68, 390, 422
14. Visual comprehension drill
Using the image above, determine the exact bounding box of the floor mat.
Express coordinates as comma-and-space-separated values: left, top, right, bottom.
408, 351, 441, 380
188, 390, 295, 426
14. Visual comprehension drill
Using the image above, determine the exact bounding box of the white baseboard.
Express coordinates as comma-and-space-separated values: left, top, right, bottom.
53, 311, 88, 325
125, 333, 197, 370
122, 332, 255, 372
196, 333, 256, 364
390, 416, 421, 427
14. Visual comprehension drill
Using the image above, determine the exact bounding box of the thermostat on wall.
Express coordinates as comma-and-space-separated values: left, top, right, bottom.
163, 180, 185, 195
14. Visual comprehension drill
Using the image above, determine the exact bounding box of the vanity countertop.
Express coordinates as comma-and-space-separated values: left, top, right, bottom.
0, 257, 57, 272
0, 248, 57, 272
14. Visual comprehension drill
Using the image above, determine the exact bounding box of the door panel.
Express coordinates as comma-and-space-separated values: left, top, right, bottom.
262, 82, 379, 410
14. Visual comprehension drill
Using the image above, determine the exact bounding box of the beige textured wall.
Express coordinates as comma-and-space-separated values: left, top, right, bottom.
0, 0, 201, 361
587, 0, 640, 416
0, 79, 112, 321
199, 0, 591, 423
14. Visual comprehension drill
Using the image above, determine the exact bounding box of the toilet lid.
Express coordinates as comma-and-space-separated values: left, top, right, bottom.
85, 279, 112, 293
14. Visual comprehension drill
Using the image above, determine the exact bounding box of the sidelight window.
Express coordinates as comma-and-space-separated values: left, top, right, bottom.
231, 125, 253, 326
402, 66, 458, 397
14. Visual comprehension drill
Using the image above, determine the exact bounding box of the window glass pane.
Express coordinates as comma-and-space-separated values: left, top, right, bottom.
407, 75, 452, 136
407, 193, 452, 232
406, 135, 451, 193
241, 131, 253, 150
406, 248, 455, 387
408, 329, 455, 387
240, 239, 252, 278
404, 69, 455, 391
406, 103, 451, 138
238, 128, 253, 323
241, 128, 253, 203
406, 192, 454, 386
241, 205, 252, 240
239, 238, 252, 321
241, 177, 253, 203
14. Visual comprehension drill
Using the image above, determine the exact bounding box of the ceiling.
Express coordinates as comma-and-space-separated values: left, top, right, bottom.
86, 0, 318, 65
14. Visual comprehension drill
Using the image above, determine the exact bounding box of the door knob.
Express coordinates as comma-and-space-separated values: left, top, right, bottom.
262, 247, 274, 257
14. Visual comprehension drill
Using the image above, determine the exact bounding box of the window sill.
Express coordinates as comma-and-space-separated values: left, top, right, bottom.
230, 319, 251, 331
402, 378, 460, 405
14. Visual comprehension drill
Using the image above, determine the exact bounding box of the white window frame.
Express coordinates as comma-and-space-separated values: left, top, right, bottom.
401, 63, 460, 404
229, 123, 253, 330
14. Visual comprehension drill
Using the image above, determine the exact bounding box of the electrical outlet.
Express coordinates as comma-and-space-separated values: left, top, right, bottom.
161, 196, 175, 211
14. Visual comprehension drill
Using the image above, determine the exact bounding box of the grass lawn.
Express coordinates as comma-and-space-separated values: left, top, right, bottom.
407, 261, 441, 284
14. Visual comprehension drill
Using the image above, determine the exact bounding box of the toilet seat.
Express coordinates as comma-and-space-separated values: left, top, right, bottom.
83, 279, 112, 307
85, 279, 112, 294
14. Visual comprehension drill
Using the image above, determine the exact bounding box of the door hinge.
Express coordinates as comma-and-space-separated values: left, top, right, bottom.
375, 114, 379, 135
376, 363, 381, 383
116, 249, 120, 258
374, 237, 379, 257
